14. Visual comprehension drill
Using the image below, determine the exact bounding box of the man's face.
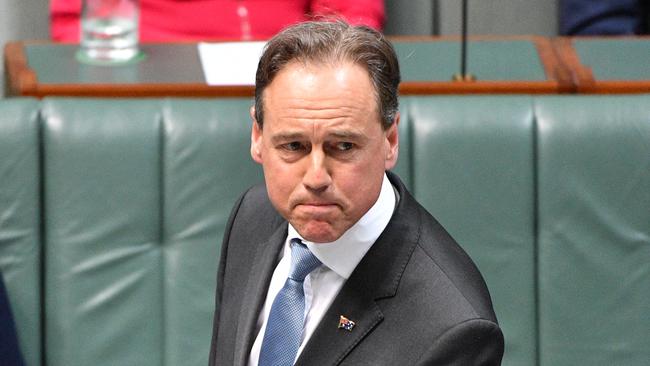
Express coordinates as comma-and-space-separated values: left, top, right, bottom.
251, 61, 399, 243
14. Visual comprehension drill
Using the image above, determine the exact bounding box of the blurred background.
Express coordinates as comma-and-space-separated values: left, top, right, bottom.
0, 0, 560, 97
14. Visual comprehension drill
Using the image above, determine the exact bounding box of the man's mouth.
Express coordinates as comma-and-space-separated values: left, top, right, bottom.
296, 202, 339, 214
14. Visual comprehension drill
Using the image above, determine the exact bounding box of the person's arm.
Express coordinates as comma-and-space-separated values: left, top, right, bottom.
310, 0, 385, 30
415, 319, 504, 366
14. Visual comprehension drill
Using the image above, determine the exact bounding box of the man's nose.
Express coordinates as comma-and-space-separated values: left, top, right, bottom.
302, 150, 332, 192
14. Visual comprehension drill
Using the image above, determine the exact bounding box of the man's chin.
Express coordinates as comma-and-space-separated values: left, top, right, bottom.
294, 221, 344, 243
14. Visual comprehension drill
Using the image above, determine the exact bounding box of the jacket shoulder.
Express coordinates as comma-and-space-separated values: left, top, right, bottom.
409, 194, 499, 323
227, 183, 285, 247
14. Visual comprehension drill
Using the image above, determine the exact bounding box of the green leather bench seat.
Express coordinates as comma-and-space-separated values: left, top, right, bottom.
41, 98, 262, 366
0, 96, 648, 366
535, 95, 650, 365
0, 99, 41, 366
405, 96, 537, 366
160, 100, 263, 365
43, 99, 164, 365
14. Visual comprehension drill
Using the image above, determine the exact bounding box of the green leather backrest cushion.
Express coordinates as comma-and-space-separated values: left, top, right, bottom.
41, 98, 262, 366
535, 95, 650, 366
0, 99, 41, 366
4, 95, 649, 366
404, 96, 537, 366
161, 99, 263, 365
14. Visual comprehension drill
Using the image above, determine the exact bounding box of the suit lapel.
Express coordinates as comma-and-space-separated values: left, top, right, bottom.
233, 222, 287, 366
296, 174, 421, 366
294, 275, 385, 366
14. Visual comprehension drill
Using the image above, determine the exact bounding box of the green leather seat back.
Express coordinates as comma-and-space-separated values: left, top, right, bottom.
6, 94, 649, 366
404, 96, 537, 366
161, 99, 262, 365
535, 96, 650, 366
42, 98, 166, 366
0, 99, 41, 366
41, 98, 261, 366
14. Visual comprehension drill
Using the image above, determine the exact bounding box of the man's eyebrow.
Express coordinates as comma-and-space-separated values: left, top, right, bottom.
327, 130, 367, 141
269, 130, 368, 144
270, 132, 305, 144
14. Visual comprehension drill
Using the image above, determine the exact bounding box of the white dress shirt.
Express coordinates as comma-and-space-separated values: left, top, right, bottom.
248, 173, 396, 366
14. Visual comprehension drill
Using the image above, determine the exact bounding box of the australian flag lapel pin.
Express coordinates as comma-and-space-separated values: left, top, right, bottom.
338, 315, 355, 331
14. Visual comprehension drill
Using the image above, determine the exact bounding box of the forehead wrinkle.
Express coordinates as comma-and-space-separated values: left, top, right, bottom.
272, 102, 375, 120
269, 87, 351, 105
273, 92, 372, 109
269, 79, 374, 109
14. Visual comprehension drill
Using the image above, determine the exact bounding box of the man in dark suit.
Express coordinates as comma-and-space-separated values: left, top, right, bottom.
209, 21, 504, 366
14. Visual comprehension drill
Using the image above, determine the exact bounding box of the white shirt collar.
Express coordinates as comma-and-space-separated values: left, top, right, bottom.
287, 173, 396, 279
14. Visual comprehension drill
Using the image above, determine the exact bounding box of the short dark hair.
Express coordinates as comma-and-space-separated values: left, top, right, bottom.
254, 21, 401, 130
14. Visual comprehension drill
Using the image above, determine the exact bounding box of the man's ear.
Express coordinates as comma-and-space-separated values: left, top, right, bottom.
384, 112, 400, 170
250, 106, 263, 164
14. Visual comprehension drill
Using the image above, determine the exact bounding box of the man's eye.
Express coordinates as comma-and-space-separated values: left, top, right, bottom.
282, 142, 303, 151
334, 142, 354, 151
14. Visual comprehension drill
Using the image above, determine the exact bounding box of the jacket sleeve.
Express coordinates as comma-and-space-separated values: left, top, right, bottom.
415, 319, 504, 366
310, 0, 385, 30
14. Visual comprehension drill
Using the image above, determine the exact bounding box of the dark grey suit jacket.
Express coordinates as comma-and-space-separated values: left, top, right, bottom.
209, 172, 504, 365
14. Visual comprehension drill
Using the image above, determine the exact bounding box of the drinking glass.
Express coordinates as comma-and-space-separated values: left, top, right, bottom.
78, 0, 140, 64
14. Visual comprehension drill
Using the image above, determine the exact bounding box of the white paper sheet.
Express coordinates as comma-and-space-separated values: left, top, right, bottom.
198, 41, 267, 85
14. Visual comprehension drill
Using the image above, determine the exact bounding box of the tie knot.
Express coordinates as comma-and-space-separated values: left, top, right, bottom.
288, 239, 322, 282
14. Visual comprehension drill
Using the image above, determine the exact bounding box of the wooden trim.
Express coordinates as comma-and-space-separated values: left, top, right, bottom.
552, 37, 596, 93
28, 84, 255, 98
400, 80, 559, 95
534, 37, 575, 93
3, 41, 38, 96
580, 81, 650, 94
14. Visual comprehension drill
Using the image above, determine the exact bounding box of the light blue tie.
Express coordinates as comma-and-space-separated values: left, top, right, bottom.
258, 239, 322, 366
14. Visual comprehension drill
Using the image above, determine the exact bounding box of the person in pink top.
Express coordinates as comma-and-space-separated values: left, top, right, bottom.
51, 0, 385, 42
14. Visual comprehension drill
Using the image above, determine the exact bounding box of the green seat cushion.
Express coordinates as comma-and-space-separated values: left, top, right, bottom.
41, 97, 261, 366
43, 98, 165, 366
536, 95, 650, 366
405, 96, 537, 366
160, 98, 262, 365
0, 98, 41, 366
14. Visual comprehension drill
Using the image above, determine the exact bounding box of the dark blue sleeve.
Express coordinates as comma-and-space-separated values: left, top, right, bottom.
0, 272, 25, 366
560, 0, 647, 35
